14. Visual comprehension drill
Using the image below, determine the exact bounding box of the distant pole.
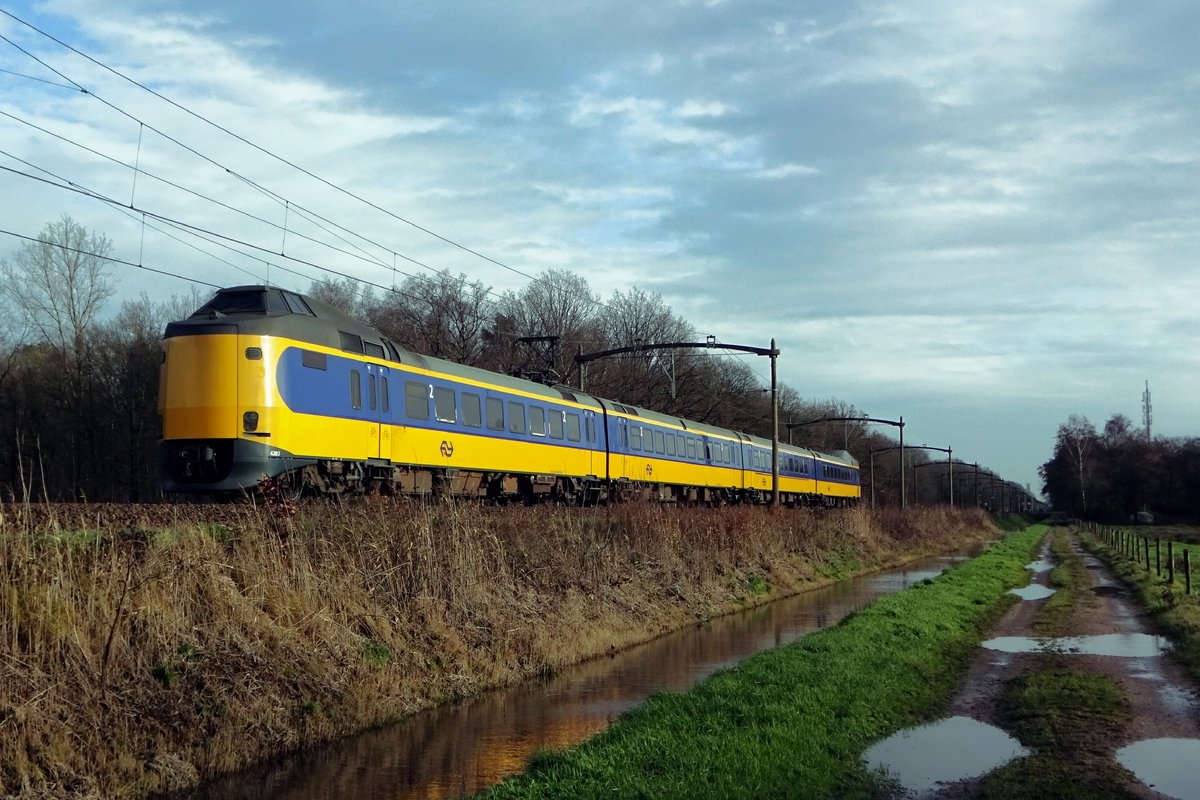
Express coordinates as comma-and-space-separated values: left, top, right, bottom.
899, 416, 906, 509
870, 450, 876, 509
771, 338, 780, 507
948, 448, 954, 507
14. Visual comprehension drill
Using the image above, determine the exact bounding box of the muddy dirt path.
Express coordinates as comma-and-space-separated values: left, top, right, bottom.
870, 529, 1200, 798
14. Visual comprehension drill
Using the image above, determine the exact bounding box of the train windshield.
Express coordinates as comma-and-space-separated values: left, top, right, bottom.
191, 290, 288, 317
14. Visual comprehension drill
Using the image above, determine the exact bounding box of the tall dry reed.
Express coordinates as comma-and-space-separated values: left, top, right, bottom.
0, 500, 995, 799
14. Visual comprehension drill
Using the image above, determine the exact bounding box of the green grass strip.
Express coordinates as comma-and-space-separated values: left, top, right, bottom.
479, 525, 1046, 800
1034, 529, 1095, 636
984, 661, 1136, 799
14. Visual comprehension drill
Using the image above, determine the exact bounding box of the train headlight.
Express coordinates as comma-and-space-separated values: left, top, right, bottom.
243, 411, 259, 432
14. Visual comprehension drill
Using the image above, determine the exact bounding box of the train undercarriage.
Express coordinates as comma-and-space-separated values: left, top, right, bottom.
162, 439, 856, 507
263, 459, 856, 508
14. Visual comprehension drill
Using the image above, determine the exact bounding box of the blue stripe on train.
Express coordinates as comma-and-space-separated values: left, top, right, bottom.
275, 346, 605, 452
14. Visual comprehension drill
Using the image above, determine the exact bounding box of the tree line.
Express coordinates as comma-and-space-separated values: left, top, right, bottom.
1040, 413, 1200, 522
1, 215, 942, 503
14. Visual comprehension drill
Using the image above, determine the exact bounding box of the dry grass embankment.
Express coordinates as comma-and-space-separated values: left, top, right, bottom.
0, 500, 996, 799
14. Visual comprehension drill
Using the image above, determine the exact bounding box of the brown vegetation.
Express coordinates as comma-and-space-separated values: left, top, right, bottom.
0, 501, 994, 799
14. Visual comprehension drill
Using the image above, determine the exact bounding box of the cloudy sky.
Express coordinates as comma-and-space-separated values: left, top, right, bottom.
2, 0, 1198, 497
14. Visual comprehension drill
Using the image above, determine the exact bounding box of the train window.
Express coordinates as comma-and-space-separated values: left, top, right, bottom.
364, 341, 386, 360
434, 387, 456, 423
529, 406, 546, 436
586, 417, 595, 442
462, 393, 482, 428
508, 401, 526, 434
282, 291, 314, 316
301, 350, 327, 370
381, 378, 389, 413
486, 397, 504, 431
405, 381, 429, 421
629, 426, 642, 451
350, 370, 362, 410
687, 439, 697, 459
566, 413, 581, 442
383, 340, 403, 363
339, 331, 364, 354
665, 434, 675, 456
676, 434, 685, 455
369, 375, 377, 410
548, 411, 564, 439
654, 431, 665, 454
193, 290, 266, 316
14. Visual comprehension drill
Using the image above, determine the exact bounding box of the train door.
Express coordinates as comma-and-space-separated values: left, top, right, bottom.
583, 409, 602, 478
366, 363, 391, 460
612, 414, 627, 481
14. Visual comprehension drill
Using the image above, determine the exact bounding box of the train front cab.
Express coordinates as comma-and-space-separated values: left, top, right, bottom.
158, 289, 304, 494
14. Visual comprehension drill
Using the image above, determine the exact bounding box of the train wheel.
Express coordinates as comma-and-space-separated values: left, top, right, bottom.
278, 471, 306, 503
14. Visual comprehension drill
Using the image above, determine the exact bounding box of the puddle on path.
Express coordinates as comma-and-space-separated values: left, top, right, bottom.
1024, 558, 1054, 573
1008, 584, 1056, 600
1156, 685, 1198, 716
982, 633, 1170, 657
863, 716, 1028, 796
1116, 738, 1200, 799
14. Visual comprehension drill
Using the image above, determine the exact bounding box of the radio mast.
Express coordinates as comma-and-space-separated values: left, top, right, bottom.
1142, 380, 1153, 440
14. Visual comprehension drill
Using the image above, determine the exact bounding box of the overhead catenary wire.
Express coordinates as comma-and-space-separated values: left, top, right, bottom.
0, 9, 649, 324
0, 9, 541, 285
0, 8, 767, 368
0, 112, 429, 284
0, 163, 432, 304
0, 226, 221, 288
0, 79, 529, 313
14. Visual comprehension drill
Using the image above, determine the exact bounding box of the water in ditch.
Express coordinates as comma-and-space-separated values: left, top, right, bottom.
181, 549, 985, 800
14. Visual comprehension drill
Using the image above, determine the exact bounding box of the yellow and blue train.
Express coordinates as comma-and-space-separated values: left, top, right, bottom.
159, 285, 861, 505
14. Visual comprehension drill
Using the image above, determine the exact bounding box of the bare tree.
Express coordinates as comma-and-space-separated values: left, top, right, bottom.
308, 276, 374, 317
368, 270, 494, 365
0, 215, 116, 497
587, 287, 697, 408
498, 268, 602, 384
1058, 414, 1097, 515
93, 296, 171, 500
0, 215, 115, 358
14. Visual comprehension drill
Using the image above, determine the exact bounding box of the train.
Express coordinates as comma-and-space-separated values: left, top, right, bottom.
158, 285, 861, 505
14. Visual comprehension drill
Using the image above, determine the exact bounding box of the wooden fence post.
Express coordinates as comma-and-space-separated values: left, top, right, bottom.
1169, 540, 1175, 585
1145, 537, 1151, 572
1156, 538, 1161, 576
1186, 549, 1192, 596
